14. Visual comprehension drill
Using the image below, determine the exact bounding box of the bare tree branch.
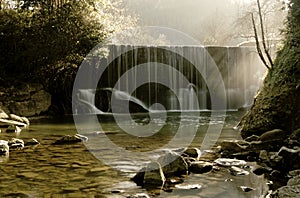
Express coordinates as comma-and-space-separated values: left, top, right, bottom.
257, 0, 274, 68
251, 12, 271, 70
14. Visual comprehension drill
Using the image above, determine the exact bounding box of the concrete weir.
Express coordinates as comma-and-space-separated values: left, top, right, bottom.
74, 45, 266, 113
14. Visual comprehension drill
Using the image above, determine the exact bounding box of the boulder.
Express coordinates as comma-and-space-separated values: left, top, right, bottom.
189, 161, 213, 174
157, 151, 188, 177
182, 148, 201, 160
257, 129, 287, 142
248, 140, 283, 152
143, 162, 166, 189
220, 140, 249, 153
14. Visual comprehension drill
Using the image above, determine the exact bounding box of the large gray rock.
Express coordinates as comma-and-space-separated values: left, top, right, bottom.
158, 151, 188, 177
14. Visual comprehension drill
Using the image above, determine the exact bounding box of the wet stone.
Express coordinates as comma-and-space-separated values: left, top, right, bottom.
189, 161, 213, 174
258, 129, 286, 142
183, 148, 201, 159
220, 140, 249, 153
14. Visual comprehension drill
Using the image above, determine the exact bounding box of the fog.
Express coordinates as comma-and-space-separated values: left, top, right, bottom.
121, 0, 287, 46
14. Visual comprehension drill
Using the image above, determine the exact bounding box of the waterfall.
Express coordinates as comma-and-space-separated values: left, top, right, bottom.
76, 89, 103, 114
74, 45, 266, 114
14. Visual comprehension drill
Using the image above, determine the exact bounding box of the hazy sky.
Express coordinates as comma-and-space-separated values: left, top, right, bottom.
121, 0, 286, 45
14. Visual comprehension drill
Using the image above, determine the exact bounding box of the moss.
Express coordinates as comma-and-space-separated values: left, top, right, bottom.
240, 1, 300, 138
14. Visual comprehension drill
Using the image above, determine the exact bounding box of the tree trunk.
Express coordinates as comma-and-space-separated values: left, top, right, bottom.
239, 0, 300, 138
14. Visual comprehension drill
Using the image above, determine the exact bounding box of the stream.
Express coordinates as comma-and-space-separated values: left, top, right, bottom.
0, 111, 269, 197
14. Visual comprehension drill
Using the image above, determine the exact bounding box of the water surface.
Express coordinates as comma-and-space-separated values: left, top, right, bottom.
0, 111, 268, 197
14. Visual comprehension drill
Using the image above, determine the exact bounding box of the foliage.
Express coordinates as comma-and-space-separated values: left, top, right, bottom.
0, 0, 135, 114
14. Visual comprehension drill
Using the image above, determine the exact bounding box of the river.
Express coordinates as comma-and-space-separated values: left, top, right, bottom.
0, 111, 268, 197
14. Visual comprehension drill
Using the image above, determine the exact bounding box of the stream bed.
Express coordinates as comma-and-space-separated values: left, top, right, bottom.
0, 111, 269, 197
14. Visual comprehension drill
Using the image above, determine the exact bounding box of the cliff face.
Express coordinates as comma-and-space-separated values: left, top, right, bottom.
239, 0, 300, 138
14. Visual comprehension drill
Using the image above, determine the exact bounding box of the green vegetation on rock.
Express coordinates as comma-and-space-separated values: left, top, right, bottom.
240, 0, 300, 138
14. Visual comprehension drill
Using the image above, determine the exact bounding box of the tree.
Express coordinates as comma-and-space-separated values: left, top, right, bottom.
233, 0, 287, 46
0, 0, 136, 114
239, 0, 300, 138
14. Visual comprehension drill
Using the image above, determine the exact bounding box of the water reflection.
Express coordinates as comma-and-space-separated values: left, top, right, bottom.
0, 112, 268, 197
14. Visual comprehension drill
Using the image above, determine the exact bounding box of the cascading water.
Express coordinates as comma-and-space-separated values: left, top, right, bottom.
75, 45, 266, 114
76, 89, 104, 114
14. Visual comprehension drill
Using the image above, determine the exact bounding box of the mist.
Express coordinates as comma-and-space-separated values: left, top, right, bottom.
121, 0, 287, 46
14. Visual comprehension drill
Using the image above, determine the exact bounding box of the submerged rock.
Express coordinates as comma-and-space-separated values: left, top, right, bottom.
25, 138, 40, 146
53, 134, 88, 145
